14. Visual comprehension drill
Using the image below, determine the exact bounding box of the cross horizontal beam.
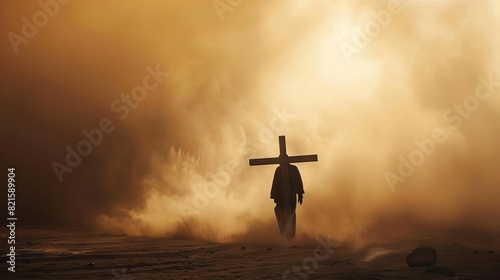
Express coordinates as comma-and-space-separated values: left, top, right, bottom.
289, 155, 318, 163
249, 154, 318, 166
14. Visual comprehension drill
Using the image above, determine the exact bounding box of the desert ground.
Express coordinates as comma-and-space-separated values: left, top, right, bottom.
0, 228, 499, 279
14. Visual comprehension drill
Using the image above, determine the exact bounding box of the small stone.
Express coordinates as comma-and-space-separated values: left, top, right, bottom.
406, 247, 437, 267
487, 250, 495, 254
241, 246, 246, 251
85, 263, 95, 267
266, 248, 272, 251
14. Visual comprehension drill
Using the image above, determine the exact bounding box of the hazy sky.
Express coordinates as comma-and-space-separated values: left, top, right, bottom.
1, 0, 500, 245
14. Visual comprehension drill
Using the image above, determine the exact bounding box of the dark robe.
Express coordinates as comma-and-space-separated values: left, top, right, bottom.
270, 164, 304, 238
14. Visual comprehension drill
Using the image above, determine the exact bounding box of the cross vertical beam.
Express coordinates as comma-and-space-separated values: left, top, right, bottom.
279, 135, 287, 156
279, 137, 291, 233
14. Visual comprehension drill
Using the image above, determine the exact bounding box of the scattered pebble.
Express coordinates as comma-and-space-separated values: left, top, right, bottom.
266, 248, 272, 251
241, 246, 246, 251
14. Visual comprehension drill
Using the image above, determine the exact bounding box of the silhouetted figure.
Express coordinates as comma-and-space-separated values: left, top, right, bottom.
271, 164, 304, 238
249, 135, 318, 239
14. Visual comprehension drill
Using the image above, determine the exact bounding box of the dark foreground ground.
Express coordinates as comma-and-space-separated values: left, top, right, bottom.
0, 228, 499, 279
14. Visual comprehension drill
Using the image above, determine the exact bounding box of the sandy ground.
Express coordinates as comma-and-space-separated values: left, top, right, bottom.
0, 228, 499, 279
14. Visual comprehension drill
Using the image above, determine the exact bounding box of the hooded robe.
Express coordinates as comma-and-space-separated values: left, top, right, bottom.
270, 164, 304, 238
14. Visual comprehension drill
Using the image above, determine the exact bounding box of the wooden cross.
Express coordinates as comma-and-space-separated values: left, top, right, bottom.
249, 135, 318, 235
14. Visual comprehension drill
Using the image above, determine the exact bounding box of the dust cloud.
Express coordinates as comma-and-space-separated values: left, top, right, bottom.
1, 0, 500, 247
